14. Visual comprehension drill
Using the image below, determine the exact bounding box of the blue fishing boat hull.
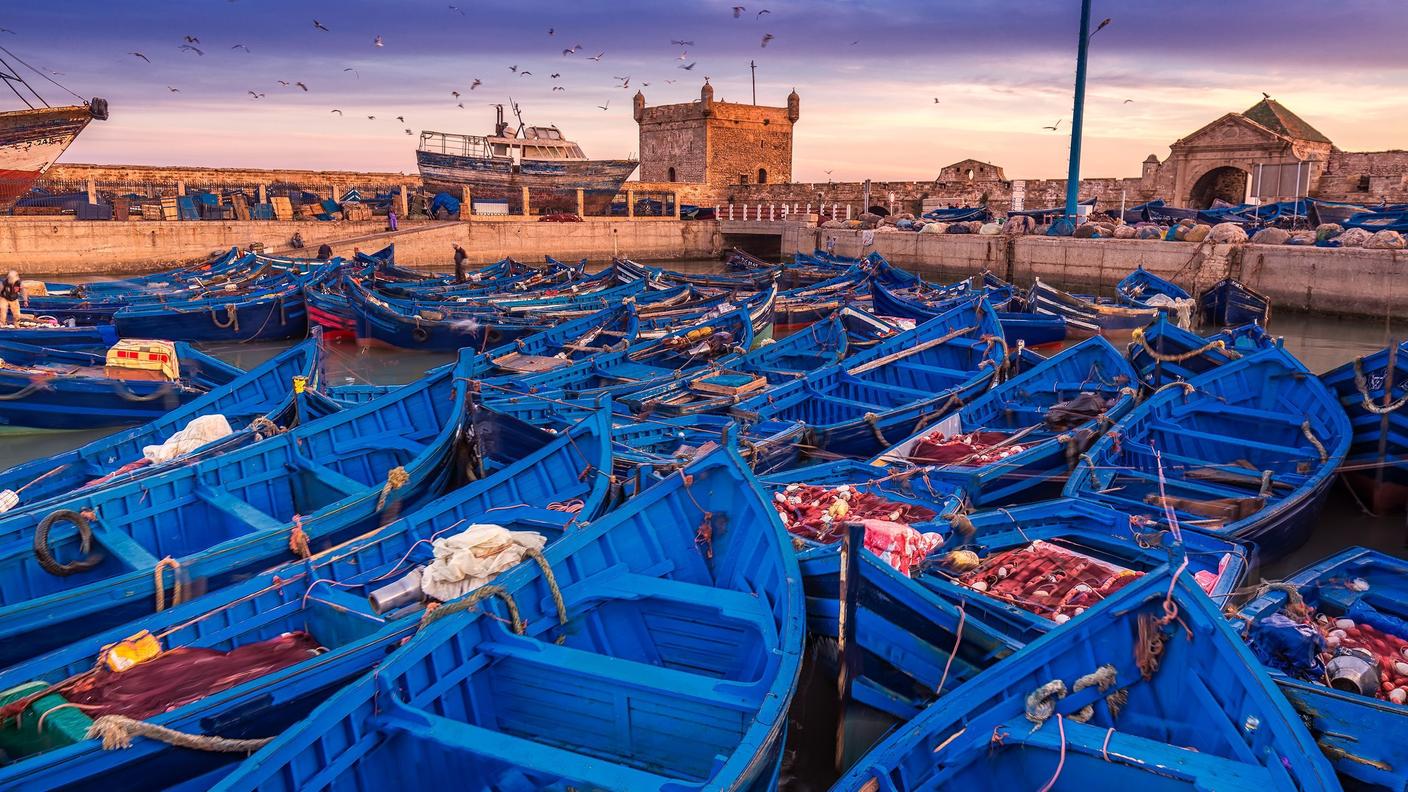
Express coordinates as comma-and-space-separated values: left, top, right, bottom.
1067, 343, 1352, 559
208, 448, 804, 792
1199, 277, 1271, 327
0, 410, 614, 791
834, 566, 1340, 790
0, 340, 243, 431
112, 285, 308, 342
1321, 341, 1408, 512
0, 332, 324, 511
1240, 547, 1408, 791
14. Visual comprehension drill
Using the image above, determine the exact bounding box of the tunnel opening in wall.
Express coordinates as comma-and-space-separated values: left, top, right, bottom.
1189, 166, 1250, 209
721, 232, 782, 262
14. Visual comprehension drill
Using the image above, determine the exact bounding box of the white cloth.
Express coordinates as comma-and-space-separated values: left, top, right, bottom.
142, 414, 234, 463
420, 524, 547, 602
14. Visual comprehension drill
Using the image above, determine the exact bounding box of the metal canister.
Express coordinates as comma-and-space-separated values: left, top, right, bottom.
367, 566, 425, 614
1327, 647, 1381, 697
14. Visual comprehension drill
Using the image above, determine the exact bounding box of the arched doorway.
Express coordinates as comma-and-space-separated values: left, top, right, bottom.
867, 205, 890, 217
1188, 166, 1249, 208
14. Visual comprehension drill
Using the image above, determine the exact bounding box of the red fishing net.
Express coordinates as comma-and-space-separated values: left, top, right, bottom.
1316, 616, 1408, 702
772, 484, 942, 576
956, 541, 1141, 621
61, 631, 322, 721
908, 431, 1028, 466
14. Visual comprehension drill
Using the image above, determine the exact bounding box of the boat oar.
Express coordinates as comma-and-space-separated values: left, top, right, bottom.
845, 325, 978, 376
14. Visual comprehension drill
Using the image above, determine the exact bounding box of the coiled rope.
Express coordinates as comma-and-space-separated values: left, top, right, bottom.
375, 466, 409, 511
154, 557, 184, 612
210, 304, 239, 333
1130, 326, 1232, 364
1352, 357, 1408, 415
420, 584, 523, 632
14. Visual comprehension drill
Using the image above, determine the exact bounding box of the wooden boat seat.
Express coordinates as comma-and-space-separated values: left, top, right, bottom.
479, 632, 764, 710
1176, 401, 1307, 429
1147, 423, 1310, 461
558, 566, 779, 647
376, 703, 688, 790
192, 484, 284, 534
889, 360, 970, 381
604, 362, 671, 381
286, 453, 369, 499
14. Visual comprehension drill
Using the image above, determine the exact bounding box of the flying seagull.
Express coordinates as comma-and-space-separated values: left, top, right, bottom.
552, 86, 565, 91
1123, 98, 1134, 103
671, 39, 694, 45
405, 129, 413, 135
732, 6, 745, 18
470, 79, 481, 89
129, 51, 150, 62
760, 33, 774, 47
277, 80, 289, 86
0, 27, 15, 34
678, 62, 696, 70
295, 81, 308, 91
933, 97, 940, 103
550, 72, 560, 78
374, 35, 384, 47
509, 64, 518, 72
547, 27, 554, 35
396, 115, 405, 122
1262, 91, 1271, 100
757, 9, 770, 17
231, 43, 250, 52
313, 20, 329, 32
588, 52, 604, 61
167, 86, 181, 92
344, 68, 359, 78
448, 4, 465, 14
452, 90, 461, 98
1042, 119, 1062, 131
331, 109, 343, 115
598, 100, 610, 110
248, 91, 265, 99
178, 44, 204, 55
520, 71, 533, 76
367, 115, 376, 120
563, 48, 575, 56
184, 35, 200, 44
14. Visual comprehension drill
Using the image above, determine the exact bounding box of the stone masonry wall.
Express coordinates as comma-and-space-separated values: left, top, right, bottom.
705, 102, 795, 186
1315, 150, 1408, 204
46, 163, 413, 193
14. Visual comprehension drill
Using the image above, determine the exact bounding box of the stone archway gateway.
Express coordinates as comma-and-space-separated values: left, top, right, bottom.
1188, 166, 1250, 208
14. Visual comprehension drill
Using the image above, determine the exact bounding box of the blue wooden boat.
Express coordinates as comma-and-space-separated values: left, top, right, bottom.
1126, 314, 1274, 389
1028, 277, 1161, 338
1115, 266, 1194, 325
1066, 343, 1351, 557
1320, 340, 1408, 512
833, 563, 1340, 791
616, 254, 780, 291
871, 276, 1067, 348
913, 497, 1247, 645
0, 407, 613, 791
623, 315, 850, 417
345, 273, 543, 351
0, 349, 473, 666
1200, 277, 1271, 327
209, 446, 805, 792
0, 332, 325, 512
482, 302, 761, 403
112, 279, 310, 342
1239, 546, 1408, 791
0, 321, 118, 348
873, 337, 1139, 506
0, 339, 243, 431
734, 297, 1006, 463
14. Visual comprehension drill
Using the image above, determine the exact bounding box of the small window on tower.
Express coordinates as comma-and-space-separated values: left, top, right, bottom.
1358, 174, 1372, 191
758, 168, 768, 184
740, 174, 750, 185
667, 167, 676, 182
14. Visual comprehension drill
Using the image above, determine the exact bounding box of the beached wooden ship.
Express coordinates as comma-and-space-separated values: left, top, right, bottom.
416, 104, 637, 215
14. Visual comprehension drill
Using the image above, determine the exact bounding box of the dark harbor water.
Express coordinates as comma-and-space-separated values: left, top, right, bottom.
0, 263, 1404, 788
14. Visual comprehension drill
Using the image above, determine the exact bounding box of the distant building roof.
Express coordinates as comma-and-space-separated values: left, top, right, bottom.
1240, 99, 1332, 145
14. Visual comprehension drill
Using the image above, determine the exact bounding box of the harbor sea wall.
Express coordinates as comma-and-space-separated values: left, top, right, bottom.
803, 226, 1407, 319
0, 218, 723, 274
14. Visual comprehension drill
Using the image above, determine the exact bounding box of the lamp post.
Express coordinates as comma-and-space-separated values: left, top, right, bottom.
1063, 0, 1094, 220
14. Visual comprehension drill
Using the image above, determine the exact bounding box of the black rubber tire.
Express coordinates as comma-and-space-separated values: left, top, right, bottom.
411, 326, 430, 343
34, 509, 103, 577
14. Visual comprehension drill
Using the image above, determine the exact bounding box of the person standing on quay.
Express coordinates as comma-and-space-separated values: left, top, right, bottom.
0, 271, 26, 326
453, 244, 468, 283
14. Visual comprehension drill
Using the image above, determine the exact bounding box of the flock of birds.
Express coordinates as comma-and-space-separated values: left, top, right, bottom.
110, 4, 789, 143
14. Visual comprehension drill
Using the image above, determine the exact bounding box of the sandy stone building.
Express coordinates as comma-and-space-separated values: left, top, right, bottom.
633, 81, 798, 189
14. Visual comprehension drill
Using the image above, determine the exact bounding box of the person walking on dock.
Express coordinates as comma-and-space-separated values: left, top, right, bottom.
0, 271, 26, 326
453, 244, 468, 283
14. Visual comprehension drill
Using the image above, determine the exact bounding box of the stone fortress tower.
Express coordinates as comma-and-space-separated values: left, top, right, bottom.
634, 81, 799, 189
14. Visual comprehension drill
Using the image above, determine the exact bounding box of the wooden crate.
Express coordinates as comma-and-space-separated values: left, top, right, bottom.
271, 196, 293, 221
160, 197, 180, 221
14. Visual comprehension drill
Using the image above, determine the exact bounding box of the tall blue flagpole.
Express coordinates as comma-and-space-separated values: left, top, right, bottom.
1064, 0, 1093, 219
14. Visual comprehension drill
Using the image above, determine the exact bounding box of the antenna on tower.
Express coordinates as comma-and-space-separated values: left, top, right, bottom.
750, 60, 757, 105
